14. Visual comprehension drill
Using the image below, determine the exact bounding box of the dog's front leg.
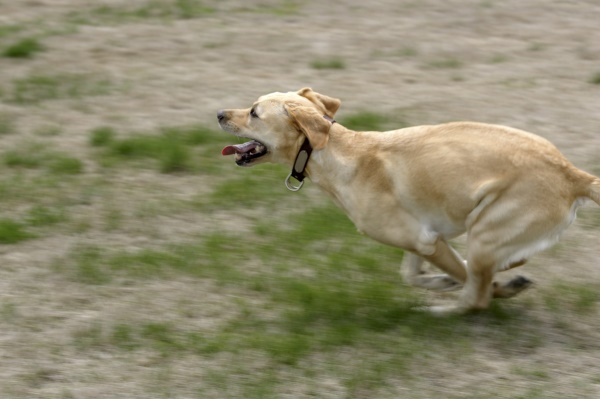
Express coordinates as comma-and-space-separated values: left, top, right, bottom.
400, 252, 462, 292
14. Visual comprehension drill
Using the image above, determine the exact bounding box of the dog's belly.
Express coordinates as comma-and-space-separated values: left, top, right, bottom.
349, 204, 466, 254
428, 218, 466, 240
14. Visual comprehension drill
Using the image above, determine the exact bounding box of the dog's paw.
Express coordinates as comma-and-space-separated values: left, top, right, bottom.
409, 274, 462, 292
493, 275, 533, 299
436, 275, 463, 292
418, 304, 466, 316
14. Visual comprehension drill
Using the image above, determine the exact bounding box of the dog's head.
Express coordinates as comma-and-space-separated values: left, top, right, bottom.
217, 88, 341, 166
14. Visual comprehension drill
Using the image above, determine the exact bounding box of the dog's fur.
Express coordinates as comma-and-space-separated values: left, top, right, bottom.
218, 88, 600, 313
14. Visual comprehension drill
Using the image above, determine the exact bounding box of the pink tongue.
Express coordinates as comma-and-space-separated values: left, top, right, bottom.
221, 141, 257, 156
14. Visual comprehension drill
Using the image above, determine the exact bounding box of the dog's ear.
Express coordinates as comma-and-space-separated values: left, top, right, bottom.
287, 104, 331, 150
296, 87, 341, 118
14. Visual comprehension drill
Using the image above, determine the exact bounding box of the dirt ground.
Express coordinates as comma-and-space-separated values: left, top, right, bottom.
1, 0, 600, 398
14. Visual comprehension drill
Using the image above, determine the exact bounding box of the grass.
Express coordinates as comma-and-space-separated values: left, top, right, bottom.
203, 167, 291, 209
67, 0, 215, 25
310, 57, 346, 70
338, 110, 409, 132
89, 126, 115, 147
2, 37, 44, 58
0, 218, 34, 244
173, 0, 216, 18
589, 72, 600, 85
92, 124, 231, 174
101, 131, 193, 173
67, 246, 112, 285
74, 319, 235, 356
489, 54, 509, 64
527, 42, 546, 52
397, 46, 419, 57
0, 112, 17, 135
425, 57, 463, 69
1, 117, 599, 397
48, 155, 84, 175
248, 0, 302, 16
8, 73, 113, 104
1, 3, 600, 397
2, 143, 84, 175
34, 125, 61, 137
55, 197, 539, 374
542, 281, 599, 315
0, 24, 24, 38
26, 205, 68, 227
340, 111, 390, 131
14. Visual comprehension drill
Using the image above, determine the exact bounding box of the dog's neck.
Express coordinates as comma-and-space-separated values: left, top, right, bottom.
304, 123, 363, 200
285, 115, 338, 191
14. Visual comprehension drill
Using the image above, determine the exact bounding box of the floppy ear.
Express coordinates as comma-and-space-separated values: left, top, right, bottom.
287, 104, 331, 150
297, 87, 341, 118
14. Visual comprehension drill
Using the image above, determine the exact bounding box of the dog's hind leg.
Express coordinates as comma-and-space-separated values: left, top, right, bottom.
458, 188, 574, 311
400, 252, 462, 292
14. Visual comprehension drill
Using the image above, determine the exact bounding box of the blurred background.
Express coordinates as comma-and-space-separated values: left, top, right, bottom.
1, 1, 600, 398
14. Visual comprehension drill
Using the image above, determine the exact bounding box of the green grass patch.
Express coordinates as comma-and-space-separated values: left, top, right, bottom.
48, 155, 84, 175
57, 196, 542, 374
68, 0, 215, 25
310, 57, 346, 70
0, 301, 18, 323
110, 323, 139, 351
0, 112, 17, 135
2, 37, 44, 58
0, 218, 34, 244
397, 46, 418, 57
93, 124, 234, 174
589, 72, 600, 85
203, 166, 291, 209
425, 57, 463, 69
2, 143, 84, 175
34, 125, 62, 137
104, 132, 192, 173
26, 205, 68, 227
8, 73, 113, 104
340, 111, 390, 131
543, 281, 599, 314
75, 320, 234, 357
489, 54, 509, 64
174, 0, 216, 18
72, 323, 105, 350
0, 24, 24, 38
89, 126, 116, 147
250, 0, 301, 16
69, 246, 113, 285
338, 110, 410, 132
3, 144, 46, 169
59, 238, 246, 286
527, 42, 546, 52
159, 138, 192, 173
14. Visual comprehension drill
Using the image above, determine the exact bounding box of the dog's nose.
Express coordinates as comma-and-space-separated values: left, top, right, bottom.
217, 110, 226, 122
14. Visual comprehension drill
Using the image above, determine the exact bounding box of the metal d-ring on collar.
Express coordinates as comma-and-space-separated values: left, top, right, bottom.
285, 115, 336, 192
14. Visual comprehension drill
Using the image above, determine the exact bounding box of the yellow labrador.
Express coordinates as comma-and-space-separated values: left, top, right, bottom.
217, 88, 600, 314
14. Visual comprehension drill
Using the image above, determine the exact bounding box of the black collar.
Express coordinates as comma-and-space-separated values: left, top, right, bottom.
285, 115, 336, 192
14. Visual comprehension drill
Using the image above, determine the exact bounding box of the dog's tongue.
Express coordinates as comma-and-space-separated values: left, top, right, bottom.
221, 141, 257, 156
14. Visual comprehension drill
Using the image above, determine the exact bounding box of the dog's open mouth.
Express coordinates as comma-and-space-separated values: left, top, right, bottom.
221, 140, 268, 166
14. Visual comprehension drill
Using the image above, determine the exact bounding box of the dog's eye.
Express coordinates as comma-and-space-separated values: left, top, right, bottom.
250, 108, 259, 118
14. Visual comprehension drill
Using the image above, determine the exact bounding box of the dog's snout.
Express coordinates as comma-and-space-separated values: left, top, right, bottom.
217, 110, 226, 122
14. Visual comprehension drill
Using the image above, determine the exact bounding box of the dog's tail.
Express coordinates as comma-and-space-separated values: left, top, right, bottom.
589, 179, 600, 205
573, 168, 600, 206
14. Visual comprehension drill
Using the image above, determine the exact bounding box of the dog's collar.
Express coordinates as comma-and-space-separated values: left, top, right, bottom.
285, 115, 336, 192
